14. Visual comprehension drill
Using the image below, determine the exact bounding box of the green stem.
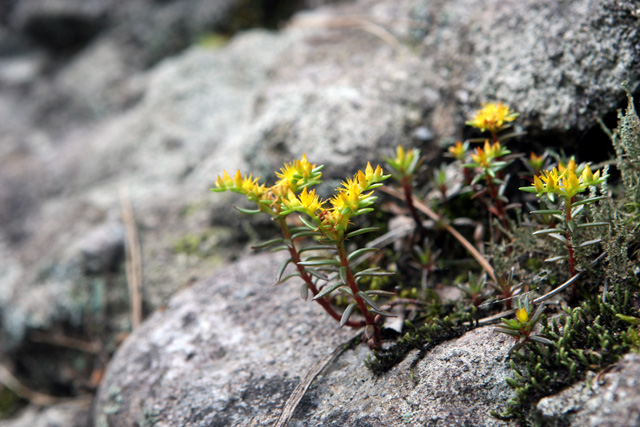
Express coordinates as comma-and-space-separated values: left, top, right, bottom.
336, 241, 381, 348
278, 218, 365, 328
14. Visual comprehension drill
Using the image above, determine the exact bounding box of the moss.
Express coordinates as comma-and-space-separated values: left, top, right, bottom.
364, 88, 640, 424
494, 282, 640, 425
366, 303, 474, 375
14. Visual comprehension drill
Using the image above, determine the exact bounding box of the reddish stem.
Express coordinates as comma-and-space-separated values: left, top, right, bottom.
565, 199, 577, 278
278, 218, 365, 328
491, 131, 499, 144
336, 242, 381, 348
485, 174, 510, 230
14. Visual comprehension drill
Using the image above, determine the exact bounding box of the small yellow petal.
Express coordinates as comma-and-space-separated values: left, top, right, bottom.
516, 307, 529, 323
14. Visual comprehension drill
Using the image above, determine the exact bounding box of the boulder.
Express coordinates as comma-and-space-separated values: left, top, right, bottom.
94, 252, 515, 426
536, 353, 640, 427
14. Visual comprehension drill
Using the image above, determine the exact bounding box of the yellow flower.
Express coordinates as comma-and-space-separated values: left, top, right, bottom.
529, 152, 544, 172
297, 187, 323, 214
516, 307, 529, 323
558, 157, 577, 175
387, 146, 420, 177
275, 154, 321, 192
331, 188, 360, 214
448, 141, 467, 161
396, 145, 406, 163
533, 175, 545, 193
471, 142, 491, 168
540, 168, 560, 193
466, 102, 519, 133
580, 164, 601, 186
214, 170, 265, 199
275, 163, 297, 189
485, 140, 503, 158
559, 168, 583, 199
215, 170, 235, 189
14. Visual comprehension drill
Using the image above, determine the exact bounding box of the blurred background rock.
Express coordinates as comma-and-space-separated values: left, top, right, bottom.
0, 0, 638, 425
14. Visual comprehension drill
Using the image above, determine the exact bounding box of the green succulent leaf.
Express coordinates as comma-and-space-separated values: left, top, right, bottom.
269, 245, 292, 253
291, 230, 321, 240
276, 258, 293, 282
571, 196, 608, 207
305, 268, 329, 281
313, 281, 344, 299
251, 238, 286, 250
234, 206, 262, 215
576, 221, 610, 229
276, 272, 300, 285
298, 215, 318, 231
346, 227, 380, 239
298, 259, 341, 267
300, 283, 309, 300
298, 244, 335, 253
356, 291, 383, 312
340, 303, 358, 327
532, 228, 565, 235
347, 247, 379, 262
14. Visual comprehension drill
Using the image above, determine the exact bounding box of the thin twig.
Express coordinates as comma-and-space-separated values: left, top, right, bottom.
289, 15, 401, 49
381, 186, 497, 282
29, 332, 100, 354
119, 185, 143, 329
531, 251, 608, 305
275, 334, 361, 427
476, 252, 608, 325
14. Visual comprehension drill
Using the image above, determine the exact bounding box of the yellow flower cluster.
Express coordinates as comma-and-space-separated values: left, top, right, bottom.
528, 158, 605, 200
470, 140, 506, 168
275, 154, 318, 193
214, 170, 267, 202
213, 156, 388, 237
466, 102, 519, 134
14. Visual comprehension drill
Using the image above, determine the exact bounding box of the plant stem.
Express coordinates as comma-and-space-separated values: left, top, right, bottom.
564, 199, 577, 278
402, 176, 426, 243
278, 218, 365, 328
336, 241, 381, 348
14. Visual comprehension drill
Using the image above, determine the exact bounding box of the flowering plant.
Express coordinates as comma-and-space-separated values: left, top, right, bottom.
213, 155, 393, 348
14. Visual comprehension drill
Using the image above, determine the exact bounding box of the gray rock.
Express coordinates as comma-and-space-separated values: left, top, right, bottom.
536, 353, 640, 427
94, 252, 516, 427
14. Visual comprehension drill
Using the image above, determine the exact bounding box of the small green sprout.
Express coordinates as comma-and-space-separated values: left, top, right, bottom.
458, 271, 487, 308
386, 145, 421, 180
488, 268, 523, 310
386, 146, 426, 242
495, 295, 552, 354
